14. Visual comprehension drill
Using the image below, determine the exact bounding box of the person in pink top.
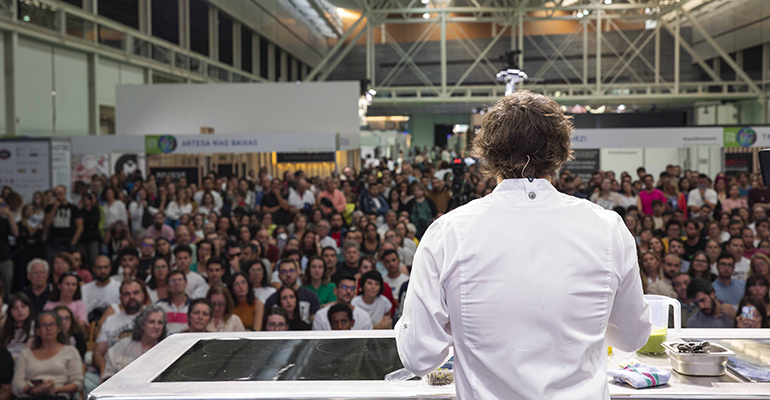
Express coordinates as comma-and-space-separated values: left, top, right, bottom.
44, 272, 87, 331
317, 179, 346, 216
722, 184, 748, 214
637, 174, 668, 215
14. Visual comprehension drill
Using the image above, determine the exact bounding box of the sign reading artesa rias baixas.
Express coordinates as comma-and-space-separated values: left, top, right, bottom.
145, 135, 260, 154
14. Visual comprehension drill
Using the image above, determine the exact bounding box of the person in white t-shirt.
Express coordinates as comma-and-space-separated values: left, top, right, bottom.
726, 236, 751, 282
381, 249, 409, 299
93, 278, 147, 375
173, 245, 206, 297
312, 274, 372, 330
351, 271, 392, 329
81, 256, 121, 318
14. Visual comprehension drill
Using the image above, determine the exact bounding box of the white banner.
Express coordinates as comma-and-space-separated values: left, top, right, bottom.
51, 141, 72, 200
144, 133, 337, 155
571, 127, 724, 149
72, 153, 110, 183
0, 139, 52, 203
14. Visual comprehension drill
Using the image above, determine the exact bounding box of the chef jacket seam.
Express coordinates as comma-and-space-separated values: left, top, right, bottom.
599, 213, 614, 365
447, 214, 480, 400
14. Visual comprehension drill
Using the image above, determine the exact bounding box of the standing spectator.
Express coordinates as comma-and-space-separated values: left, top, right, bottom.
78, 193, 102, 266
102, 305, 167, 381
44, 185, 83, 259
0, 198, 18, 294
11, 311, 83, 398
128, 188, 150, 237
317, 179, 346, 216
262, 179, 291, 226
637, 174, 667, 216
206, 284, 245, 332
404, 184, 437, 239
103, 187, 128, 230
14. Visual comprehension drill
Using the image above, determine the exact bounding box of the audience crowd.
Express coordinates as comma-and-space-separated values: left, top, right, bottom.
1, 146, 769, 399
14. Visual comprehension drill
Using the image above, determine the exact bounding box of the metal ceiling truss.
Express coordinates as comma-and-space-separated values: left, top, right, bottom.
309, 0, 768, 116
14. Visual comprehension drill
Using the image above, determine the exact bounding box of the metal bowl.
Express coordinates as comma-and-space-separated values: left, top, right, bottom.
662, 342, 736, 377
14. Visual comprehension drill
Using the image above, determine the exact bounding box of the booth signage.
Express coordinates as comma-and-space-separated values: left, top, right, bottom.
0, 138, 52, 203
723, 127, 759, 148
150, 167, 200, 186
144, 133, 337, 154
725, 153, 754, 174
276, 152, 336, 163
564, 148, 601, 182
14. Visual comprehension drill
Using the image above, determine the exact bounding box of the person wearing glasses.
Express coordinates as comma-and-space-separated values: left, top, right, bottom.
263, 260, 320, 327
11, 311, 83, 398
156, 271, 190, 334
205, 284, 244, 332
264, 307, 290, 332
311, 274, 372, 331
713, 252, 746, 309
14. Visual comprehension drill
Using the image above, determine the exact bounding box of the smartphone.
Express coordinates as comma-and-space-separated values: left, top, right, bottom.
741, 305, 757, 320
30, 380, 43, 386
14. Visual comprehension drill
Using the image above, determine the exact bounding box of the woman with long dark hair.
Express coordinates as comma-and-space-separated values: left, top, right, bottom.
44, 273, 87, 330
53, 305, 86, 359
301, 256, 336, 305
276, 286, 310, 331
743, 274, 770, 316
146, 258, 170, 303
228, 272, 264, 331
206, 284, 245, 332
734, 296, 769, 328
361, 223, 380, 256
687, 251, 717, 282
245, 260, 276, 305
0, 293, 35, 360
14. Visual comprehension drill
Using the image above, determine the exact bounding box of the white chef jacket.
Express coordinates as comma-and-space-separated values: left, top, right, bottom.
396, 178, 652, 400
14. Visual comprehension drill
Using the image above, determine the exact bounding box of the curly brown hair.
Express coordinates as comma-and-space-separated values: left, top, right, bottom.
471, 90, 574, 180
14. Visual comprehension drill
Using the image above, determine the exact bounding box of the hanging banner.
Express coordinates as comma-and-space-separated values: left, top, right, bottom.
149, 167, 200, 186
144, 133, 336, 155
0, 138, 52, 203
111, 153, 147, 178
72, 154, 110, 183
571, 127, 723, 149
723, 126, 769, 148
51, 141, 72, 199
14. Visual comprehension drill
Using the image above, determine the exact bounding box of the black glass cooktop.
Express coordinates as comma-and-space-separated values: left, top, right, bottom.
154, 338, 404, 382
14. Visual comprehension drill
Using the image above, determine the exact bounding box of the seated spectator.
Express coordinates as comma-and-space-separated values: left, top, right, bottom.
381, 250, 409, 300
264, 307, 290, 332
228, 272, 263, 331
182, 299, 212, 333
276, 286, 310, 331
205, 284, 245, 332
328, 304, 355, 331
0, 282, 5, 327
750, 253, 770, 283
361, 224, 380, 257
155, 237, 173, 265
646, 254, 679, 298
1, 294, 34, 361
156, 271, 190, 334
102, 305, 167, 381
49, 253, 75, 289
687, 251, 716, 282
173, 245, 206, 297
744, 274, 770, 316
192, 257, 225, 299
734, 296, 769, 328
94, 278, 147, 374
22, 259, 52, 316
81, 256, 121, 323
337, 241, 361, 277
686, 279, 736, 329
0, 345, 11, 400
264, 260, 320, 327
671, 273, 698, 327
302, 256, 336, 306
44, 273, 87, 330
70, 249, 93, 284
312, 274, 372, 331
11, 311, 83, 398
146, 258, 170, 303
351, 271, 392, 329
52, 306, 86, 360
726, 236, 751, 282
713, 252, 746, 308
245, 260, 276, 305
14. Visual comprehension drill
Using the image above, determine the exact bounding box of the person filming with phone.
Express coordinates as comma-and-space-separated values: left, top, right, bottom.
396, 91, 653, 400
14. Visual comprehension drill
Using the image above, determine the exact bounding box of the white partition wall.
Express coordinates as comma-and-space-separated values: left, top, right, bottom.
115, 82, 361, 150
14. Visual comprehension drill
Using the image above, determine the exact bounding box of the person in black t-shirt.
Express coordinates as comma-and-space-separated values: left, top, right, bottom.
44, 185, 83, 260
262, 179, 290, 226
683, 219, 706, 261
0, 198, 18, 295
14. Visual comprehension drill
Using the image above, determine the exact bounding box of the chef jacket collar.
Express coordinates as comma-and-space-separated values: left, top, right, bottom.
492, 178, 558, 203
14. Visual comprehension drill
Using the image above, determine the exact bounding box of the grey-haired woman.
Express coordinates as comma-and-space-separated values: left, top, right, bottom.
101, 305, 167, 381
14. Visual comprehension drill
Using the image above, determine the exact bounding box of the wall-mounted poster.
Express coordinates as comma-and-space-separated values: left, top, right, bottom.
72, 154, 110, 183
51, 141, 71, 200
0, 138, 51, 203
111, 153, 147, 178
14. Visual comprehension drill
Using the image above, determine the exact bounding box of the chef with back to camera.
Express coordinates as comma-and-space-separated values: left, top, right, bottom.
396, 90, 652, 399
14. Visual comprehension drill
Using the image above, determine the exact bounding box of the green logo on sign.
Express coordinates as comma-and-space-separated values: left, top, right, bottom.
145, 135, 177, 154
